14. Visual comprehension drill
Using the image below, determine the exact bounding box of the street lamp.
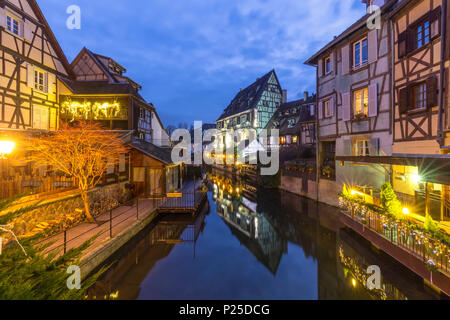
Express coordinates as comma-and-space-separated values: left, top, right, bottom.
0, 141, 15, 159
0, 140, 15, 181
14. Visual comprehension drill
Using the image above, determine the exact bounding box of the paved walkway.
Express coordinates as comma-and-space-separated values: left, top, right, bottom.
39, 179, 205, 259
40, 198, 159, 259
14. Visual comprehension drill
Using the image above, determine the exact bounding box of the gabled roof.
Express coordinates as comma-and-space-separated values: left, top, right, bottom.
26, 0, 73, 77
70, 47, 142, 89
304, 0, 398, 65
217, 70, 281, 121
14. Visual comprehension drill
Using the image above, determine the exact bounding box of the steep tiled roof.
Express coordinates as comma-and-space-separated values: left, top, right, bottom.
217, 70, 280, 121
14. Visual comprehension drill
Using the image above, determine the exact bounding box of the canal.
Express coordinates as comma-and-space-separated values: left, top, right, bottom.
87, 174, 443, 300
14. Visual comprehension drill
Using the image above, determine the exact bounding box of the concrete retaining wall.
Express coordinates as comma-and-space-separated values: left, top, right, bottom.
280, 175, 340, 207
80, 210, 159, 278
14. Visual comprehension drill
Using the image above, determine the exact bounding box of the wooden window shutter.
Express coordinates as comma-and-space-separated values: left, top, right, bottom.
426, 76, 437, 108
342, 92, 351, 121
369, 138, 380, 156
341, 45, 350, 75
318, 101, 323, 119
27, 64, 34, 88
398, 31, 408, 58
0, 8, 6, 28
407, 26, 415, 53
47, 73, 55, 95
44, 72, 49, 93
398, 87, 409, 114
368, 83, 378, 117
368, 29, 378, 64
330, 51, 335, 73
430, 7, 441, 39
318, 58, 323, 77
330, 97, 335, 116
343, 140, 352, 156
23, 19, 33, 42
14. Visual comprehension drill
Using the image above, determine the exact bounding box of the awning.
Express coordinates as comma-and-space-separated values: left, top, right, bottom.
336, 154, 450, 185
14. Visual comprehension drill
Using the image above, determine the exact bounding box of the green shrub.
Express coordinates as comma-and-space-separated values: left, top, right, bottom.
380, 183, 402, 219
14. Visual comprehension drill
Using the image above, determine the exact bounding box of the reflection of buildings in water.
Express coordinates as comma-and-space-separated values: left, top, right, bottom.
87, 208, 207, 300
335, 229, 439, 300
213, 186, 287, 274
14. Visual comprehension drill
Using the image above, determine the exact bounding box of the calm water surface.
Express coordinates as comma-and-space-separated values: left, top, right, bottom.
88, 175, 442, 300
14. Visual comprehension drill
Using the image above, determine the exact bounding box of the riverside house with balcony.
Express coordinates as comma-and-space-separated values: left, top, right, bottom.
305, 0, 397, 206
307, 0, 450, 296
58, 47, 181, 197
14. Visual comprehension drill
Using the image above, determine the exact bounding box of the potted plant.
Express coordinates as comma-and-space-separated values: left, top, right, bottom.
306, 165, 315, 174
354, 112, 367, 121
322, 166, 333, 178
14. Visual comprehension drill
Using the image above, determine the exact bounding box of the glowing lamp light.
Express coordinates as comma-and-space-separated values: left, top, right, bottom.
402, 207, 410, 215
0, 141, 15, 158
352, 279, 356, 287
411, 173, 421, 185
350, 190, 364, 196
236, 187, 240, 194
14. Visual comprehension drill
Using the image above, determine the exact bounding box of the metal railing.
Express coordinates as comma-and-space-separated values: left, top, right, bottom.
157, 191, 206, 211
37, 197, 145, 256
342, 204, 450, 274
36, 189, 207, 256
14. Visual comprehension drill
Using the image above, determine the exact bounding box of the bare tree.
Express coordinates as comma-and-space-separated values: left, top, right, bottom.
21, 121, 129, 222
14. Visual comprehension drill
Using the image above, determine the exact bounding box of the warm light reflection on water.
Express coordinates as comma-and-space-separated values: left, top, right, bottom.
87, 171, 442, 300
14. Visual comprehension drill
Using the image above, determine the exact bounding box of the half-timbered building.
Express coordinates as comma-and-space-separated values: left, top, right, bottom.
388, 0, 450, 222
214, 70, 284, 163
0, 0, 71, 131
305, 0, 397, 206
265, 92, 316, 164
58, 47, 171, 148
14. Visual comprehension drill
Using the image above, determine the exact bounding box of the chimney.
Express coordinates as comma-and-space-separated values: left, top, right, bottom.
363, 0, 386, 11
304, 91, 308, 101
282, 90, 287, 103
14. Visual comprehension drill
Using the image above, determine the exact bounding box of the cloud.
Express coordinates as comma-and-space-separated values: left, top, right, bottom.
38, 0, 366, 125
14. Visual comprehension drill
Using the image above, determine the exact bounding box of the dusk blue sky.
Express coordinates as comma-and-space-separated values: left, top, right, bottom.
38, 0, 366, 128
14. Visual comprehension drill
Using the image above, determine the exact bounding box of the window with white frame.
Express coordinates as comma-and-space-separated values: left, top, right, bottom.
415, 20, 430, 50
412, 83, 427, 109
324, 99, 333, 118
354, 87, 369, 117
309, 105, 315, 116
324, 56, 331, 74
287, 118, 296, 128
354, 140, 370, 156
34, 69, 47, 92
353, 38, 368, 69
7, 14, 20, 36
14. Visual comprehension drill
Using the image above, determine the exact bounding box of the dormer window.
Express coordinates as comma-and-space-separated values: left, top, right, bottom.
7, 14, 20, 36
287, 119, 296, 128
